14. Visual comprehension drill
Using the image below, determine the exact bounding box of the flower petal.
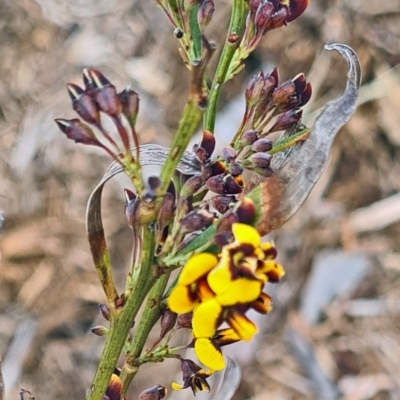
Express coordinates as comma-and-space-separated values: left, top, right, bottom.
168, 285, 196, 314
179, 253, 218, 286
171, 382, 185, 391
214, 328, 241, 346
194, 338, 225, 371
227, 311, 258, 341
232, 223, 260, 247
192, 299, 222, 338
216, 279, 262, 306
251, 293, 272, 314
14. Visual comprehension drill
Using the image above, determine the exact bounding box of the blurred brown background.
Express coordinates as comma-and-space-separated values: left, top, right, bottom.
1, 0, 400, 399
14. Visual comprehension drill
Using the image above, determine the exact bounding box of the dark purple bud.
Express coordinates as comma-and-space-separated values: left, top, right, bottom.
199, 130, 215, 158
198, 0, 215, 30
254, 1, 275, 33
229, 161, 243, 177
239, 130, 259, 146
55, 118, 100, 146
158, 192, 175, 227
245, 71, 265, 104
159, 309, 177, 339
217, 210, 239, 234
215, 231, 234, 247
177, 233, 199, 252
206, 174, 226, 194
138, 385, 167, 400
293, 73, 307, 94
124, 188, 136, 202
181, 175, 204, 198
118, 87, 139, 127
250, 152, 273, 168
299, 82, 312, 106
180, 358, 203, 378
124, 193, 140, 230
235, 197, 256, 224
180, 208, 215, 233
83, 68, 121, 118
99, 303, 111, 321
220, 146, 237, 163
287, 0, 310, 22
91, 325, 108, 336
251, 138, 273, 152
148, 176, 161, 191
210, 195, 237, 214
67, 83, 100, 125
224, 174, 244, 194
269, 109, 302, 133
271, 80, 296, 105
209, 160, 226, 176
177, 312, 193, 329
268, 6, 290, 30
193, 144, 209, 164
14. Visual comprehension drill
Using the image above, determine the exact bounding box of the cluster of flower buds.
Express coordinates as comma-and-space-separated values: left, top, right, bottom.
227, 0, 310, 78
55, 68, 140, 170
242, 68, 312, 137
168, 223, 285, 376
102, 373, 166, 400
154, 0, 215, 65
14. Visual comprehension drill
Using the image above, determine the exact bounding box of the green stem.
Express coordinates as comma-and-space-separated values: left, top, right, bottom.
120, 273, 170, 396
86, 227, 156, 400
159, 98, 202, 196
203, 0, 247, 133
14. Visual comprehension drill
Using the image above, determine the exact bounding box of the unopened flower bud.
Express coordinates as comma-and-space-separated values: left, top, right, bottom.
206, 174, 225, 194
158, 192, 175, 227
177, 312, 193, 329
245, 71, 265, 104
254, 1, 275, 33
118, 87, 139, 127
268, 6, 289, 30
159, 309, 177, 339
251, 138, 273, 152
271, 80, 296, 105
181, 208, 215, 233
198, 0, 215, 30
210, 195, 237, 214
269, 109, 302, 133
138, 384, 167, 400
220, 146, 236, 163
83, 68, 122, 118
91, 325, 108, 336
124, 190, 140, 229
287, 0, 310, 22
225, 174, 244, 194
239, 130, 259, 146
199, 130, 215, 158
99, 303, 111, 321
250, 152, 273, 168
299, 82, 312, 106
209, 160, 226, 176
193, 144, 208, 164
55, 118, 100, 146
217, 210, 239, 234
293, 73, 307, 94
235, 197, 256, 224
66, 83, 100, 125
181, 175, 203, 198
229, 161, 243, 177
105, 374, 122, 400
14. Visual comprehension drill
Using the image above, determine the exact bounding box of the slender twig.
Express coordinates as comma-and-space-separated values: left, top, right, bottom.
86, 227, 156, 400
203, 0, 247, 133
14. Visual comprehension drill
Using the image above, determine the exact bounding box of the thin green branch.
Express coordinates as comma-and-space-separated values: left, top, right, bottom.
86, 227, 156, 400
203, 0, 247, 133
120, 273, 170, 396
